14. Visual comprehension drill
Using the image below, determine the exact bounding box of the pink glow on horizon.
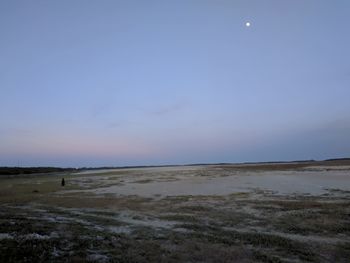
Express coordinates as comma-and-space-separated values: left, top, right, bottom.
1, 132, 156, 158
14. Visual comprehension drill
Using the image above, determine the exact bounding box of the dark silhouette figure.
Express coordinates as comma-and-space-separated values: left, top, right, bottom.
61, 178, 65, 187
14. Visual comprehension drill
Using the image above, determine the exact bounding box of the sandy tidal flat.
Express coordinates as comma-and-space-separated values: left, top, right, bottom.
1, 162, 350, 262
69, 168, 350, 196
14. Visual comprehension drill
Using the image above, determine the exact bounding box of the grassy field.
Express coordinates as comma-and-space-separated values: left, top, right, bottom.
1, 161, 350, 262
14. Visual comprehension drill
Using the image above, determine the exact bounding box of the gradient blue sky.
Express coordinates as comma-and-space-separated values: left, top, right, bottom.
1, 0, 349, 167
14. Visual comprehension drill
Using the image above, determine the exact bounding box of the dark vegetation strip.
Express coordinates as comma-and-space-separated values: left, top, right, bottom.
0, 167, 77, 176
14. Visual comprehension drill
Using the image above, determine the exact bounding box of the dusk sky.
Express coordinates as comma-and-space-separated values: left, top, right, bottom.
1, 1, 349, 167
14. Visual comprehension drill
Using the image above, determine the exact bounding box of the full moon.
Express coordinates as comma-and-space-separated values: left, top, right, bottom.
245, 22, 251, 27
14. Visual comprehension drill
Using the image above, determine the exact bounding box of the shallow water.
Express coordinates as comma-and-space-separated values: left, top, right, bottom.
75, 169, 350, 197
74, 166, 202, 175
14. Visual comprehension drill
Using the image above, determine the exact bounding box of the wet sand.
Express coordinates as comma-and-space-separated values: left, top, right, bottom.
70, 169, 350, 197
65, 166, 350, 197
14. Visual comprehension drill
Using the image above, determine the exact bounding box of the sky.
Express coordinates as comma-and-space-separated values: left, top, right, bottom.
0, 0, 349, 167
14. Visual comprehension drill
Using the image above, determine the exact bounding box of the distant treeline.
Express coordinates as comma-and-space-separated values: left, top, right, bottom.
0, 167, 77, 175
325, 158, 350, 162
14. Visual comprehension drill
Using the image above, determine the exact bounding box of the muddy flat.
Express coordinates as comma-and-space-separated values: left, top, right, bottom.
68, 167, 350, 196
1, 161, 350, 262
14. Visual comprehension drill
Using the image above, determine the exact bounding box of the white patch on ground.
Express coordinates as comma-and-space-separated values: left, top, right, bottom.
0, 233, 13, 240
107, 226, 131, 234
51, 247, 61, 257
117, 211, 177, 229
87, 253, 109, 262
50, 207, 177, 231
0, 232, 59, 241
22, 233, 51, 240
